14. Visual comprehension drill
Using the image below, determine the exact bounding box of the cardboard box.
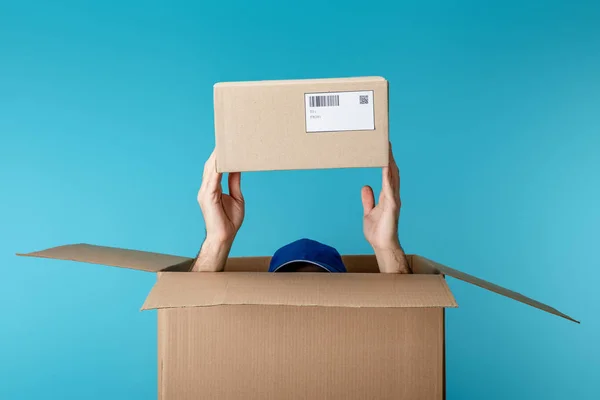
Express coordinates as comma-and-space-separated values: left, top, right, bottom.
17, 244, 577, 400
214, 77, 389, 172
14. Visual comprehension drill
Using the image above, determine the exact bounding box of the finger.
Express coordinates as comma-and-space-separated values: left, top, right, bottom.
394, 166, 401, 204
228, 172, 243, 202
201, 150, 222, 194
389, 142, 400, 191
361, 186, 375, 216
381, 165, 393, 196
202, 149, 216, 178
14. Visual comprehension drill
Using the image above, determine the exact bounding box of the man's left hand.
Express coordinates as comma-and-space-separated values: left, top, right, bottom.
361, 143, 411, 273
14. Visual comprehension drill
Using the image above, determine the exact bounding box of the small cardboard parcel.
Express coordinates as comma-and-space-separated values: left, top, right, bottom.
214, 76, 389, 172
18, 77, 578, 399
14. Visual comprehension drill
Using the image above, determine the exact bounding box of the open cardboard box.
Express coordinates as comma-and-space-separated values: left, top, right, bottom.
18, 243, 577, 400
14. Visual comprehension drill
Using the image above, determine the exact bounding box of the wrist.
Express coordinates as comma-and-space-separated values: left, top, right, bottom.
191, 236, 233, 272
370, 238, 402, 253
373, 243, 411, 274
203, 235, 234, 252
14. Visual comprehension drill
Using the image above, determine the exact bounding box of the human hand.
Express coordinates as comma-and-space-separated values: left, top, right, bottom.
197, 150, 244, 248
361, 143, 401, 251
361, 143, 410, 273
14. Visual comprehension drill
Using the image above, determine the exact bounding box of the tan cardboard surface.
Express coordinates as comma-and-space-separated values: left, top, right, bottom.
223, 254, 382, 273
214, 76, 389, 172
157, 309, 167, 400
413, 255, 579, 323
142, 272, 458, 310
17, 244, 192, 272
16, 244, 397, 273
214, 77, 387, 87
159, 306, 444, 400
17, 243, 577, 322
15, 244, 406, 273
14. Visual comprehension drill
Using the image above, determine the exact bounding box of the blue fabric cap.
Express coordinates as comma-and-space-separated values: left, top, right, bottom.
269, 238, 347, 273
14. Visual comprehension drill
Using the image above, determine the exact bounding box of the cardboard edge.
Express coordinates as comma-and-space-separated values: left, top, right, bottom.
140, 273, 460, 311
141, 303, 458, 311
414, 256, 580, 324
16, 244, 194, 273
157, 309, 166, 400
438, 276, 459, 308
213, 76, 387, 88
442, 309, 446, 400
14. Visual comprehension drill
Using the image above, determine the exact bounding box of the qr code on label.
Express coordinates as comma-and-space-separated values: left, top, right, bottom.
359, 95, 369, 105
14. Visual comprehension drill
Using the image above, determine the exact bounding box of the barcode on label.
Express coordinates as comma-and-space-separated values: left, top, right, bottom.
309, 95, 340, 107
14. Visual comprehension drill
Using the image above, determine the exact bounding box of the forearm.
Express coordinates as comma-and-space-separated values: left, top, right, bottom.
191, 238, 232, 272
374, 245, 411, 274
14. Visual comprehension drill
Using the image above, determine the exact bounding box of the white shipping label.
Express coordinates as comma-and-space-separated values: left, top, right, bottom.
305, 90, 375, 133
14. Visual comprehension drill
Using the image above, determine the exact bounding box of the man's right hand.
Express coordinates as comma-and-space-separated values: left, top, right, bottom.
191, 150, 244, 272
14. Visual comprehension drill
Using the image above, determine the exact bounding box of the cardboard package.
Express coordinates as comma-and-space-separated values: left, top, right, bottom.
214, 77, 389, 172
18, 244, 577, 400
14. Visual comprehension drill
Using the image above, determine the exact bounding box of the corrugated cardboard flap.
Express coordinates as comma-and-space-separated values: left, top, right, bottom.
412, 255, 579, 323
17, 244, 193, 273
142, 272, 458, 310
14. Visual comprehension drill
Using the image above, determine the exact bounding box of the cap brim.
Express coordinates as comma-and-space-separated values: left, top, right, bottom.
271, 259, 334, 273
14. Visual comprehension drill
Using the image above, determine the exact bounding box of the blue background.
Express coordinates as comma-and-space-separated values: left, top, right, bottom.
1, 0, 598, 399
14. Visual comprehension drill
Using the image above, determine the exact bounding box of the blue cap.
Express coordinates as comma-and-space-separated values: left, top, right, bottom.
269, 238, 347, 273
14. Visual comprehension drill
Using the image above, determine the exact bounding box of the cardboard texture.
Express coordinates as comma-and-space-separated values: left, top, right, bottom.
17, 244, 578, 400
159, 307, 444, 400
141, 272, 457, 310
214, 77, 389, 172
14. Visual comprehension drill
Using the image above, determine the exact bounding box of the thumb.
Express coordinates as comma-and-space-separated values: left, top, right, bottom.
361, 186, 375, 216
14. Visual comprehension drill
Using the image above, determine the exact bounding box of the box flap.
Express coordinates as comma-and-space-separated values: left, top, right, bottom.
16, 244, 194, 273
223, 255, 382, 272
223, 256, 270, 272
141, 272, 458, 310
412, 255, 579, 323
